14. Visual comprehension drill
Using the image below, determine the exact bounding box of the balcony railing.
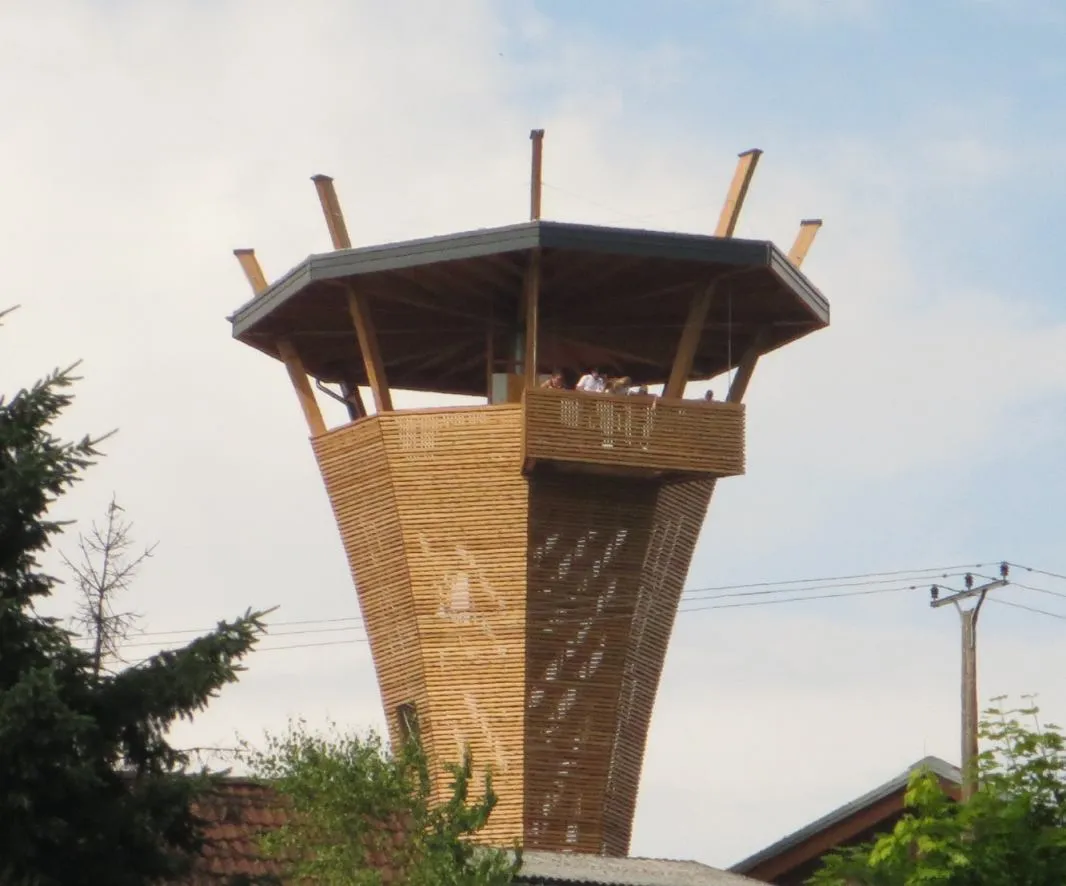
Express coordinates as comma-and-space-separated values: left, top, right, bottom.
522, 387, 745, 478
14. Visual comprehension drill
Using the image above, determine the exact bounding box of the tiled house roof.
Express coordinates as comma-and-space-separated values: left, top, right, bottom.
185, 779, 289, 885
182, 780, 757, 886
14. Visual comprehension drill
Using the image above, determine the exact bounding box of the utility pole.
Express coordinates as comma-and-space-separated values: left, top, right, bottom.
929, 562, 1010, 801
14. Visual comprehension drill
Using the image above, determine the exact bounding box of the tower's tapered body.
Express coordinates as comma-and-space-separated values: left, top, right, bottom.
229, 149, 829, 856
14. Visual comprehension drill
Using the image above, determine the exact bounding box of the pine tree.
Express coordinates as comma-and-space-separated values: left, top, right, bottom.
0, 324, 268, 885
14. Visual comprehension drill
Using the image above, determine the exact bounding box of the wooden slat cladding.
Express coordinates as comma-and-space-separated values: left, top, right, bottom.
309, 402, 722, 856
524, 474, 659, 855
523, 388, 745, 477
377, 405, 528, 845
601, 477, 716, 854
310, 420, 429, 758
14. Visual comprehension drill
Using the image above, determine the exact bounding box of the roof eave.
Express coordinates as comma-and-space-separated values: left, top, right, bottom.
228, 221, 813, 342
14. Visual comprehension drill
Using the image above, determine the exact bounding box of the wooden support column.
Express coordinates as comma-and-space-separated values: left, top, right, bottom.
233, 248, 326, 434
523, 250, 542, 389
347, 289, 393, 413
726, 327, 771, 405
233, 249, 268, 295
311, 174, 353, 249
788, 219, 823, 268
530, 129, 545, 221
714, 149, 763, 238
276, 338, 327, 436
663, 285, 714, 399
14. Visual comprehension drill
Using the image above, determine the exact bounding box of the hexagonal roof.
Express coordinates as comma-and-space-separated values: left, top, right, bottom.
229, 220, 829, 397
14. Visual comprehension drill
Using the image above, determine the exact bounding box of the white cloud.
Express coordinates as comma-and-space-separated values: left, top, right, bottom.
3, 0, 1065, 872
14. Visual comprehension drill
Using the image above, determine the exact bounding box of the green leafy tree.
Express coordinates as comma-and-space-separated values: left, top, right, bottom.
241, 720, 521, 885
0, 324, 268, 886
810, 698, 1066, 886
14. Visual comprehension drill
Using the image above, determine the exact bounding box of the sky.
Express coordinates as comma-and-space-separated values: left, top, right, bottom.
3, 0, 1066, 871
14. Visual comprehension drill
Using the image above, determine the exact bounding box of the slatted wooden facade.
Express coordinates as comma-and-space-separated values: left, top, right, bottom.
309, 395, 737, 853
523, 388, 745, 477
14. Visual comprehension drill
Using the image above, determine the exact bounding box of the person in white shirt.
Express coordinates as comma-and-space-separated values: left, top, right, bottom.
576, 368, 606, 393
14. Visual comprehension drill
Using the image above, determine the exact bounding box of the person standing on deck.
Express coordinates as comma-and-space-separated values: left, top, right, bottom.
576, 367, 605, 393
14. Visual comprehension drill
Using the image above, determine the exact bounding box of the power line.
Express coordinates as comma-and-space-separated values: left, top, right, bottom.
1007, 562, 1066, 583
83, 562, 984, 646
680, 582, 923, 612
990, 597, 1066, 621
1010, 580, 1066, 600
87, 561, 1066, 663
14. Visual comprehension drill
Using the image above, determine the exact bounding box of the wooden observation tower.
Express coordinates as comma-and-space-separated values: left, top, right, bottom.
228, 132, 829, 856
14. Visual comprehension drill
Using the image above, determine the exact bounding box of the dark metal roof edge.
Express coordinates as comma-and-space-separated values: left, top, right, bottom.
538, 222, 774, 266
729, 756, 961, 874
767, 245, 830, 324
230, 260, 313, 337
229, 220, 820, 339
229, 222, 542, 337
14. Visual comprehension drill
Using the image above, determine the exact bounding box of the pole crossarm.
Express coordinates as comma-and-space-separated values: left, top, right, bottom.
930, 578, 1008, 609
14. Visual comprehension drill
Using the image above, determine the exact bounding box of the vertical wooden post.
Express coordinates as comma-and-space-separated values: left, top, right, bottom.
523, 250, 542, 389
233, 249, 269, 295
663, 285, 714, 399
726, 327, 770, 404
276, 338, 327, 437
788, 219, 823, 268
486, 321, 495, 401
530, 129, 545, 221
311, 174, 353, 249
715, 149, 763, 238
347, 289, 393, 413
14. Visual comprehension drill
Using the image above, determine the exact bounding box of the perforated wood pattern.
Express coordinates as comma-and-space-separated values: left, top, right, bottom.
524, 389, 745, 477
309, 402, 722, 855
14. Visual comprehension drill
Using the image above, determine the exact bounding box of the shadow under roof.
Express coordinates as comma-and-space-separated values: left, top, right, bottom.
229, 220, 830, 397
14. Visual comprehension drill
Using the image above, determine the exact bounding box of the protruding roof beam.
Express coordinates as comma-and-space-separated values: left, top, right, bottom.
715, 149, 763, 238
788, 219, 823, 268
530, 129, 545, 221
311, 175, 392, 413
311, 174, 353, 250
233, 248, 269, 295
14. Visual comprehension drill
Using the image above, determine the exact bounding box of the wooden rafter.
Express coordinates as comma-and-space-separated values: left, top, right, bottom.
523, 250, 542, 387
714, 149, 763, 238
311, 174, 353, 250
726, 326, 771, 404
663, 284, 714, 398
382, 271, 499, 321
233, 249, 268, 295
347, 288, 393, 413
276, 338, 327, 436
788, 218, 823, 268
530, 129, 545, 221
